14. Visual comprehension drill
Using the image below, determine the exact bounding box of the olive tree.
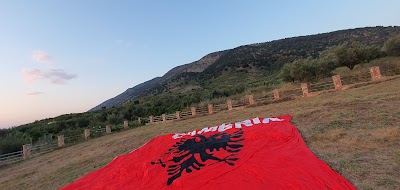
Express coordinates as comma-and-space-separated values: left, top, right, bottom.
383, 35, 400, 56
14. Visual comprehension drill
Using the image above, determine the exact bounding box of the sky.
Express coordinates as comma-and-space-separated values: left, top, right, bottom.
1, 0, 400, 128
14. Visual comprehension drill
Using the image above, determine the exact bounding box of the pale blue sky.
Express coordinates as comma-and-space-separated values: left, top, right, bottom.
1, 0, 399, 128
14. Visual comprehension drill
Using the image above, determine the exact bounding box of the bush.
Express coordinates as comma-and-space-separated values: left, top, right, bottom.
383, 35, 400, 56
0, 135, 28, 154
107, 113, 123, 125
280, 57, 335, 82
368, 56, 400, 74
0, 138, 23, 154
323, 42, 384, 70
60, 128, 83, 138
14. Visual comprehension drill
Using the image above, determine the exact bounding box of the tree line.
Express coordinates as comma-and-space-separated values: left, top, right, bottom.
280, 35, 400, 82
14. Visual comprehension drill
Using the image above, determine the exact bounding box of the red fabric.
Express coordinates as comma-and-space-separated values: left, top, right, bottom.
61, 115, 356, 190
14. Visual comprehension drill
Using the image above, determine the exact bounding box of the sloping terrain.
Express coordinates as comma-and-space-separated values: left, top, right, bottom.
91, 26, 400, 111
89, 51, 226, 111
1, 77, 399, 190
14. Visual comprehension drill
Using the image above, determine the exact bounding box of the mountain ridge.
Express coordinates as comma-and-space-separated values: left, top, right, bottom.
90, 26, 400, 111
89, 51, 227, 111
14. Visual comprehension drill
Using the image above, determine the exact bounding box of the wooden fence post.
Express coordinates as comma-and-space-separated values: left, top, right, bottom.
162, 114, 166, 123
57, 135, 64, 147
273, 89, 280, 100
227, 99, 233, 110
370, 66, 382, 81
248, 95, 255, 105
123, 120, 128, 129
176, 111, 181, 120
149, 116, 153, 124
332, 75, 343, 90
191, 107, 196, 116
301, 83, 309, 97
22, 144, 31, 160
106, 125, 111, 134
84, 129, 90, 140
208, 104, 213, 114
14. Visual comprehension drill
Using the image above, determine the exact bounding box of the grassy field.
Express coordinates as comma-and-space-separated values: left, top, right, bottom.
1, 77, 399, 190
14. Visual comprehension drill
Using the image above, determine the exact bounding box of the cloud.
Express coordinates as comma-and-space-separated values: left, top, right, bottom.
25, 88, 44, 96
22, 68, 42, 81
32, 51, 53, 64
22, 68, 77, 85
26, 91, 44, 96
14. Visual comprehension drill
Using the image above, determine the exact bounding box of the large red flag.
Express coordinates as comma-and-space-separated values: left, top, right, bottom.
61, 115, 356, 190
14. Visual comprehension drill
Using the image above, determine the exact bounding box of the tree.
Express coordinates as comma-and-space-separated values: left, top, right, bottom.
334, 43, 364, 70
364, 45, 385, 61
0, 135, 27, 154
280, 58, 326, 82
107, 113, 122, 125
323, 42, 383, 70
76, 118, 89, 128
280, 63, 295, 82
280, 53, 341, 83
383, 35, 400, 56
318, 51, 339, 74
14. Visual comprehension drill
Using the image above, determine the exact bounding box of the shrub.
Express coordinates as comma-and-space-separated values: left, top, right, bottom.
280, 57, 335, 82
383, 35, 400, 56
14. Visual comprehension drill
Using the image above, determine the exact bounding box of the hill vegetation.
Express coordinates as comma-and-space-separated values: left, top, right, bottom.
1, 26, 400, 155
1, 77, 399, 190
91, 26, 400, 111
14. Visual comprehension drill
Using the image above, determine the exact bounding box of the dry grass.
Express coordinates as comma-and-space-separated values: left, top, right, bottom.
1, 78, 400, 190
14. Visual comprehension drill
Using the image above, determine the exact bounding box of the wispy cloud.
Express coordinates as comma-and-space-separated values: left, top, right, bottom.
22, 68, 77, 85
21, 69, 42, 81
116, 40, 132, 47
32, 51, 53, 64
26, 91, 44, 96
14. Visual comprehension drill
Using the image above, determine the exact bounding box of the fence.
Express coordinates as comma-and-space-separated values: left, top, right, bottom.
64, 134, 85, 144
90, 127, 108, 137
341, 71, 372, 86
166, 113, 177, 121
0, 65, 397, 166
253, 92, 274, 103
195, 106, 209, 116
280, 88, 303, 99
0, 151, 23, 166
213, 103, 226, 113
30, 140, 58, 157
0, 138, 58, 166
142, 66, 391, 125
308, 81, 335, 93
231, 96, 249, 109
380, 67, 400, 77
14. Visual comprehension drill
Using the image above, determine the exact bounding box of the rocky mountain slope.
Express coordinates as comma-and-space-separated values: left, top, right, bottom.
90, 51, 226, 111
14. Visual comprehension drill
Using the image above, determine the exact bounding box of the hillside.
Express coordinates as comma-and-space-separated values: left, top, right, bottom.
1, 77, 399, 190
89, 51, 227, 111
90, 26, 400, 111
